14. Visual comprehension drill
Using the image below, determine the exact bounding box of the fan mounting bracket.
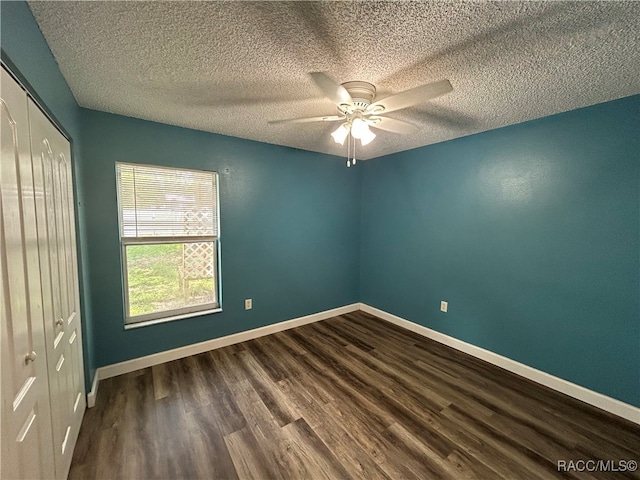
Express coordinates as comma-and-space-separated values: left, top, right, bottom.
341, 81, 376, 109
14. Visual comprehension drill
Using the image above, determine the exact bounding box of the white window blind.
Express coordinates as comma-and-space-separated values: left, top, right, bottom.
117, 163, 218, 238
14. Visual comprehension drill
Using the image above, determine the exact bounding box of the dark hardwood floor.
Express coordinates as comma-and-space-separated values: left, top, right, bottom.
70, 312, 640, 479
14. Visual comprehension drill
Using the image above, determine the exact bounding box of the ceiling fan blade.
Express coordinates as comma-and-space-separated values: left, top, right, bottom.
309, 72, 353, 106
368, 80, 452, 114
268, 115, 343, 125
369, 116, 419, 135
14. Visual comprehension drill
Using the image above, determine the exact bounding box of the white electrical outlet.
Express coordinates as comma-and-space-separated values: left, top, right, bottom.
245, 298, 252, 310
440, 301, 448, 313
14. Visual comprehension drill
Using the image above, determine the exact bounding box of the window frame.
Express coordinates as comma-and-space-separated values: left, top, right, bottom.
115, 162, 222, 328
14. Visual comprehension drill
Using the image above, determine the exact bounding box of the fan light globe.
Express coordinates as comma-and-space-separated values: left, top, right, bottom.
350, 118, 368, 139
360, 128, 376, 146
331, 124, 350, 145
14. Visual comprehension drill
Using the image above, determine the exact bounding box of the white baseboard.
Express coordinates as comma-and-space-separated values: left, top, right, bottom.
87, 301, 639, 425
86, 369, 99, 408
87, 303, 359, 406
359, 303, 640, 425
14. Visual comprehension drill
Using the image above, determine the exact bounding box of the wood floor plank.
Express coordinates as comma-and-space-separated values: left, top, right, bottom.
154, 394, 200, 479
174, 355, 212, 413
344, 342, 452, 411
235, 348, 300, 427
357, 310, 639, 452
186, 407, 240, 480
284, 331, 396, 432
214, 349, 291, 479
262, 335, 336, 405
70, 313, 640, 480
319, 399, 427, 479
440, 403, 572, 480
278, 418, 354, 480
194, 351, 247, 435
225, 427, 278, 480
383, 422, 475, 480
291, 326, 459, 458
97, 374, 131, 430
276, 376, 392, 480
367, 333, 619, 460
92, 424, 126, 480
122, 369, 164, 479
67, 401, 101, 469
151, 361, 178, 400
271, 339, 434, 479
307, 419, 393, 480
244, 337, 291, 382
445, 447, 509, 480
414, 352, 638, 460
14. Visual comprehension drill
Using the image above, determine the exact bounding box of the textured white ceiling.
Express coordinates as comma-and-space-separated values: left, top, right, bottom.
29, 1, 640, 160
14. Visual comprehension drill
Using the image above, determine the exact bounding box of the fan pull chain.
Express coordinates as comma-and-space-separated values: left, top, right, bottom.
353, 134, 357, 165
344, 132, 362, 168
346, 133, 358, 168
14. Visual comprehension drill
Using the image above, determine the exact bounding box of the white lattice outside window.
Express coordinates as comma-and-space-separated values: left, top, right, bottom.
116, 163, 221, 326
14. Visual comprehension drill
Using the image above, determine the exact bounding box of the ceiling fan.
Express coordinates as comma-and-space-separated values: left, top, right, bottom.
269, 72, 453, 165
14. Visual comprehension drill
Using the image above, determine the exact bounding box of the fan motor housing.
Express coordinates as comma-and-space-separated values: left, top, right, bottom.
341, 81, 376, 108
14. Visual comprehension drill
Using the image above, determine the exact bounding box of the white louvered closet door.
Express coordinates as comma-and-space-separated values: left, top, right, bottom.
28, 98, 86, 479
1, 68, 56, 479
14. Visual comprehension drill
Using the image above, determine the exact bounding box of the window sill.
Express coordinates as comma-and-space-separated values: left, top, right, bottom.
124, 307, 222, 330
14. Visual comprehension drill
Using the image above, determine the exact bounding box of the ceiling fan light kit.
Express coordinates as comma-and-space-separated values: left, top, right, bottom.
357, 125, 376, 146
330, 123, 350, 145
269, 73, 453, 167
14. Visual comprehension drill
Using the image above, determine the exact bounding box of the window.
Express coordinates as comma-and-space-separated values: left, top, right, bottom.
116, 163, 220, 326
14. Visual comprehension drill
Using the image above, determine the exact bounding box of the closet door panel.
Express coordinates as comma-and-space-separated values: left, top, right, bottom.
48, 106, 86, 433
28, 98, 85, 480
1, 67, 55, 480
58, 140, 85, 418
30, 119, 67, 475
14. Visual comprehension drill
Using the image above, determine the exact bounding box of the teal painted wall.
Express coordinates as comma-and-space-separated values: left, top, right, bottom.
1, 1, 96, 388
80, 109, 360, 367
360, 95, 640, 407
